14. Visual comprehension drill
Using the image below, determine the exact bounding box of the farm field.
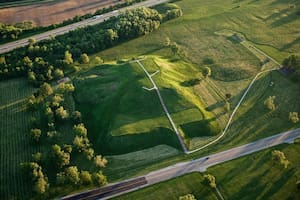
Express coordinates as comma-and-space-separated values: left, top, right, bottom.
114, 142, 300, 200
0, 78, 37, 198
0, 0, 123, 26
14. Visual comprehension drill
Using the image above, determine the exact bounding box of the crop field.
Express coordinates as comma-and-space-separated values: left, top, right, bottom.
0, 0, 123, 26
114, 142, 300, 200
0, 78, 37, 199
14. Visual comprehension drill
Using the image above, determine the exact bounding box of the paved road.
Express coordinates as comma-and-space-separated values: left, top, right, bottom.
61, 128, 300, 200
136, 60, 188, 153
0, 0, 168, 55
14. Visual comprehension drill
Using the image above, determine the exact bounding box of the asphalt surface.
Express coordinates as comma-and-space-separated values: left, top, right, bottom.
62, 128, 300, 200
136, 60, 188, 153
0, 0, 168, 55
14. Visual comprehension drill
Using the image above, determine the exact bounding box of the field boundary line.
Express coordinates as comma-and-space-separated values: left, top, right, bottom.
136, 59, 188, 153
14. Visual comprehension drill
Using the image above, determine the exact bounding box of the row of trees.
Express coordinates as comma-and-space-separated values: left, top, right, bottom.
0, 5, 183, 82
0, 0, 147, 43
0, 21, 35, 40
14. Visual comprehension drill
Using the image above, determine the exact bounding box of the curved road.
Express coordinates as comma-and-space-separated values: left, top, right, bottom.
62, 128, 300, 200
0, 0, 168, 55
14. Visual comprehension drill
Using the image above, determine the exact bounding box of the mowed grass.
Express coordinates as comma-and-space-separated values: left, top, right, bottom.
74, 62, 182, 155
113, 172, 218, 200
114, 142, 300, 200
0, 78, 37, 199
95, 0, 300, 143
217, 71, 300, 149
75, 57, 223, 153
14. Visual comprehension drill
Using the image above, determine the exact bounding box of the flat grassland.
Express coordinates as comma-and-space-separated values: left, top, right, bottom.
113, 142, 300, 200
0, 0, 123, 26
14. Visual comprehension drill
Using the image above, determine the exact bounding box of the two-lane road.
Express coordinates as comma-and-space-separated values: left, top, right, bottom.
62, 128, 300, 200
0, 0, 168, 55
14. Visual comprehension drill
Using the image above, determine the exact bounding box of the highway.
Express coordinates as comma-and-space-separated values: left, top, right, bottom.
61, 128, 300, 200
0, 0, 168, 55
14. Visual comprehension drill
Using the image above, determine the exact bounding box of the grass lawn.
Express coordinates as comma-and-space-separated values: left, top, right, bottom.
114, 142, 300, 200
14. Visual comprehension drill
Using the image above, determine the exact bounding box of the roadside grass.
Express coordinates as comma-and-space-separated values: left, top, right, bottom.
0, 78, 37, 199
218, 71, 300, 149
114, 143, 300, 200
113, 172, 218, 200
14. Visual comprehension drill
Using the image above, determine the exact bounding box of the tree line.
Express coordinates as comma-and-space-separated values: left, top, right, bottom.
0, 0, 147, 44
0, 5, 183, 85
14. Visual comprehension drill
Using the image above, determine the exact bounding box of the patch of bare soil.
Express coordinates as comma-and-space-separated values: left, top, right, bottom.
0, 0, 123, 26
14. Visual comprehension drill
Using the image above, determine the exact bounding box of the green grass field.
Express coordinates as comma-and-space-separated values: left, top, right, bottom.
74, 58, 221, 155
114, 142, 300, 200
0, 79, 37, 199
1, 0, 300, 199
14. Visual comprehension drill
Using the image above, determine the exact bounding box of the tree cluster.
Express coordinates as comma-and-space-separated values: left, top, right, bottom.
0, 5, 182, 82
272, 150, 289, 169
23, 82, 108, 196
0, 21, 35, 40
282, 55, 300, 83
20, 162, 49, 194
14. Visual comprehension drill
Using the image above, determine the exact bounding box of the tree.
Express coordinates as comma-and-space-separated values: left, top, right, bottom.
94, 155, 108, 168
52, 144, 71, 168
272, 150, 289, 169
73, 136, 90, 152
84, 148, 94, 160
55, 106, 69, 120
73, 123, 87, 137
58, 83, 75, 94
0, 56, 6, 66
52, 94, 64, 108
72, 111, 82, 124
28, 37, 36, 45
225, 93, 232, 100
28, 71, 36, 82
264, 96, 276, 111
94, 56, 103, 64
179, 194, 197, 200
289, 112, 299, 123
203, 174, 216, 188
65, 166, 80, 185
64, 50, 73, 65
202, 67, 211, 78
81, 53, 90, 64
93, 171, 107, 186
39, 82, 53, 97
30, 128, 42, 142
80, 171, 92, 185
34, 176, 48, 194
54, 68, 64, 79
